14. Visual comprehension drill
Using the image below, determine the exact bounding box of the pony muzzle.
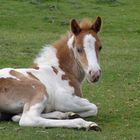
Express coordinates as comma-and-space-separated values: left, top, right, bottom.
87, 69, 101, 83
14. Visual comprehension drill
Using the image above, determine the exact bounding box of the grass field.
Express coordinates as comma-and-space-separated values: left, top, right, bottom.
0, 0, 140, 140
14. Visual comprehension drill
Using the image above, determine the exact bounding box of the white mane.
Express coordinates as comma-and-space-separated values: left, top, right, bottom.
34, 45, 59, 68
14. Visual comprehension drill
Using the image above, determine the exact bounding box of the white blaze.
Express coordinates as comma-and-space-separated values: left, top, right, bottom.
83, 34, 100, 72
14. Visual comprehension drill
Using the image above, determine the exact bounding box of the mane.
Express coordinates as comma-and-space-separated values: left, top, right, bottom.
53, 31, 72, 49
79, 18, 93, 30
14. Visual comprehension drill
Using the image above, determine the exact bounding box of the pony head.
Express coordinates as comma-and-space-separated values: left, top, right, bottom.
68, 17, 102, 83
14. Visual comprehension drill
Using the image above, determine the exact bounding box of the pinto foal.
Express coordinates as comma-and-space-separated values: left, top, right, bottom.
0, 17, 102, 131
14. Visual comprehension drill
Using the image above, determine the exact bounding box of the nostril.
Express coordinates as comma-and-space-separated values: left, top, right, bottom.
97, 75, 100, 79
96, 73, 99, 78
89, 70, 92, 75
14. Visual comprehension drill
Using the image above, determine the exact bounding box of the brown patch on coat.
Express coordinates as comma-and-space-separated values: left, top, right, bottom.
27, 72, 39, 81
7, 70, 47, 107
52, 66, 58, 74
53, 32, 73, 74
54, 41, 75, 74
62, 73, 82, 97
69, 78, 82, 97
0, 76, 47, 113
10, 70, 27, 81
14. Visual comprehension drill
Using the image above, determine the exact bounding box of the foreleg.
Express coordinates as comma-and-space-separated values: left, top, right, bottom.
19, 103, 100, 131
55, 94, 98, 118
41, 111, 80, 119
12, 111, 80, 122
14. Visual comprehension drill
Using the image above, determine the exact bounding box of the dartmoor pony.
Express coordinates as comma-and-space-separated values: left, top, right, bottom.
0, 17, 102, 131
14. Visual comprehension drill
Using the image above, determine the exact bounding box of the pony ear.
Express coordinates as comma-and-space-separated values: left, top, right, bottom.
91, 16, 102, 33
71, 19, 81, 35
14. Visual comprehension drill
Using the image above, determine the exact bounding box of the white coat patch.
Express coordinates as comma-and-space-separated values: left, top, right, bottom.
34, 46, 59, 67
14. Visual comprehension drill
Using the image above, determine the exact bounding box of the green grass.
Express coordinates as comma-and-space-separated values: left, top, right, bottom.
0, 0, 140, 139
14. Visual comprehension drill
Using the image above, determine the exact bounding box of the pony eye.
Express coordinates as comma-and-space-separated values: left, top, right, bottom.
77, 48, 83, 53
99, 46, 102, 51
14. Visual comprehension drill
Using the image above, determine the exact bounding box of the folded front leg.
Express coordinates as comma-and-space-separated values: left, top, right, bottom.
55, 94, 98, 118
19, 102, 100, 131
41, 111, 81, 119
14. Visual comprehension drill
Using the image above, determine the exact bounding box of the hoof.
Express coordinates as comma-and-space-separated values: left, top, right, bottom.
88, 124, 102, 131
68, 113, 81, 119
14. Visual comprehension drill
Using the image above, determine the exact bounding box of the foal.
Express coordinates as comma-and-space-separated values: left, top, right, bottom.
0, 17, 102, 131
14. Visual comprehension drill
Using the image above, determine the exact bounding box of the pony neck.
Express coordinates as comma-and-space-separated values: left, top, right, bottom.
54, 38, 85, 83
